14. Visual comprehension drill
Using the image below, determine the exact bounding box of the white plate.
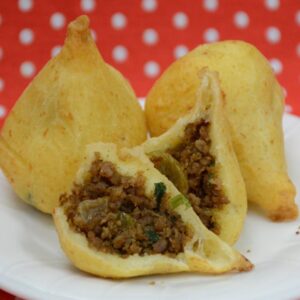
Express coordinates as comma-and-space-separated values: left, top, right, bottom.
0, 113, 300, 300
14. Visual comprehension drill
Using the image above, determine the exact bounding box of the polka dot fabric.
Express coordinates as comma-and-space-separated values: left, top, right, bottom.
0, 0, 300, 130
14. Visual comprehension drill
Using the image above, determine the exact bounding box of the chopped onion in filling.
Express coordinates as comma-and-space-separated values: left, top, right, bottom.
60, 155, 192, 257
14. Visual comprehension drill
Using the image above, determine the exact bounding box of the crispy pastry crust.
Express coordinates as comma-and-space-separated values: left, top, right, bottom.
0, 16, 147, 213
53, 142, 252, 278
145, 41, 297, 221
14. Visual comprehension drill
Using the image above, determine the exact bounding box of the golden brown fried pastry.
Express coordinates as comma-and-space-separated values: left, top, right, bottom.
145, 40, 297, 221
53, 142, 252, 278
0, 15, 147, 213
143, 70, 247, 245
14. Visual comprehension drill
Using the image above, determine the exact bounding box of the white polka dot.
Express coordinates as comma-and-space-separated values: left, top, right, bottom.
203, 0, 218, 12
144, 61, 160, 78
50, 12, 66, 30
234, 11, 249, 28
0, 105, 6, 119
265, 26, 281, 44
141, 0, 157, 12
51, 45, 62, 57
20, 61, 36, 78
91, 29, 97, 41
142, 28, 158, 45
81, 0, 96, 12
174, 45, 188, 59
18, 0, 33, 12
19, 28, 34, 45
282, 87, 288, 98
0, 78, 4, 92
111, 13, 127, 30
285, 104, 292, 113
264, 0, 280, 10
296, 11, 300, 26
296, 43, 300, 57
173, 12, 189, 29
0, 48, 3, 61
112, 45, 128, 63
269, 58, 282, 74
203, 28, 219, 43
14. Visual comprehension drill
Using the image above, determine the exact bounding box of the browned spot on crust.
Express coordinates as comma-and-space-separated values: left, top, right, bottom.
43, 128, 49, 137
67, 112, 74, 121
221, 90, 226, 103
269, 203, 298, 222
237, 256, 254, 272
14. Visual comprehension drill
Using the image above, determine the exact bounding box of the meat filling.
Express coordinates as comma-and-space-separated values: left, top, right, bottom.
152, 118, 229, 234
61, 155, 191, 257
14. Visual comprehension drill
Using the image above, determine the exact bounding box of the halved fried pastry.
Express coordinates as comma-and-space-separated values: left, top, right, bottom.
145, 41, 297, 221
143, 70, 247, 245
0, 15, 147, 213
53, 142, 252, 278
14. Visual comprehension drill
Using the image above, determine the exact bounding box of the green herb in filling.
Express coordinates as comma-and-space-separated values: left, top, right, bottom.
145, 229, 160, 243
154, 182, 166, 203
208, 160, 216, 167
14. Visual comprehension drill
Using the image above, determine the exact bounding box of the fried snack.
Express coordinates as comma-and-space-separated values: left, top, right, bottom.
0, 15, 147, 214
53, 142, 252, 278
142, 70, 247, 245
145, 40, 297, 221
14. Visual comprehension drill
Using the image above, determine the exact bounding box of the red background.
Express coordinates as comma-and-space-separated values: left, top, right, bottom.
1, 0, 300, 298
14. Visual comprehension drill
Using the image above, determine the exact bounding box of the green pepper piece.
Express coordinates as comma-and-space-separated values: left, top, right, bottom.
149, 151, 189, 194
119, 212, 135, 227
170, 194, 191, 210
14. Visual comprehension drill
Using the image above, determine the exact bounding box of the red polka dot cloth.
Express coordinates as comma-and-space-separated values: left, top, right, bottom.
0, 0, 300, 298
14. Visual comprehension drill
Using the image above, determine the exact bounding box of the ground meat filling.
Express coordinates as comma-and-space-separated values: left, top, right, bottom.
169, 118, 229, 233
60, 155, 191, 257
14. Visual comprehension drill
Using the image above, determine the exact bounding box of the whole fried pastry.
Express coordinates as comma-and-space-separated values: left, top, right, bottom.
143, 70, 247, 245
0, 16, 147, 213
145, 41, 297, 221
53, 142, 252, 278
